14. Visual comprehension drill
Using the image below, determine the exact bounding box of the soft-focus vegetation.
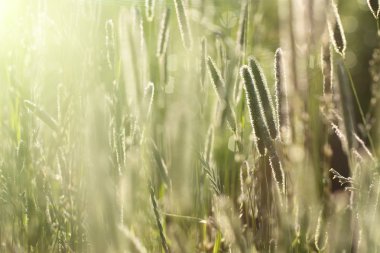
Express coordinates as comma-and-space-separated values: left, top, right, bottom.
1, 0, 380, 252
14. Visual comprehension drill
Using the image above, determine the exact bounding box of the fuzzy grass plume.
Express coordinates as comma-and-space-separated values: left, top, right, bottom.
321, 43, 333, 95
156, 8, 170, 57
240, 65, 272, 155
248, 56, 278, 139
240, 65, 285, 195
367, 0, 380, 19
24, 100, 59, 131
2, 1, 380, 252
173, 0, 192, 49
274, 48, 290, 140
328, 1, 346, 57
236, 0, 248, 53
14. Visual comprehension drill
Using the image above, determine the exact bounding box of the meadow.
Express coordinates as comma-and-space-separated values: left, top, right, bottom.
1, 0, 380, 252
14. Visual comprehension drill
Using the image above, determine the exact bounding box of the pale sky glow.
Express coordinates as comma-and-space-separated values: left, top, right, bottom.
0, 0, 7, 23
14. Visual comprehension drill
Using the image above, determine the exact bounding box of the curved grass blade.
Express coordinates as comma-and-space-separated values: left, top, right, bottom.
215, 37, 227, 79
105, 19, 116, 70
207, 56, 225, 102
337, 61, 356, 150
119, 226, 148, 253
207, 56, 237, 132
151, 141, 171, 189
149, 184, 170, 253
203, 126, 214, 164
24, 100, 59, 131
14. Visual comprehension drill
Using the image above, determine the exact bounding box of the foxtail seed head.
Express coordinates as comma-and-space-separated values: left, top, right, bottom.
367, 0, 380, 19
240, 66, 272, 155
327, 2, 346, 57
274, 48, 290, 142
269, 152, 286, 196
156, 8, 171, 57
321, 43, 333, 95
248, 56, 278, 139
174, 0, 193, 49
236, 0, 248, 53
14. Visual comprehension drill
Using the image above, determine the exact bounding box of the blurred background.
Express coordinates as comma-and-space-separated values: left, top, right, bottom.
1, 0, 380, 252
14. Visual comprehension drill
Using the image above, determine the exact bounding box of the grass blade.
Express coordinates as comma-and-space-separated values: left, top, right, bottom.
337, 61, 356, 150
149, 185, 170, 253
203, 126, 214, 164
105, 19, 116, 70
24, 100, 59, 131
199, 154, 221, 195
207, 56, 237, 132
207, 56, 225, 99
200, 37, 207, 88
151, 141, 171, 189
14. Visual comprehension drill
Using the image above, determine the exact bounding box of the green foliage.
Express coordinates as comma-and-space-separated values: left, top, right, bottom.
1, 0, 380, 252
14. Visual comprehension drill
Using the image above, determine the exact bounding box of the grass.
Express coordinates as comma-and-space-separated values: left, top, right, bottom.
1, 0, 380, 252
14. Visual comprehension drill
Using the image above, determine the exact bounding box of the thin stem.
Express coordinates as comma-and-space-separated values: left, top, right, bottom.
342, 60, 376, 153
160, 212, 206, 223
